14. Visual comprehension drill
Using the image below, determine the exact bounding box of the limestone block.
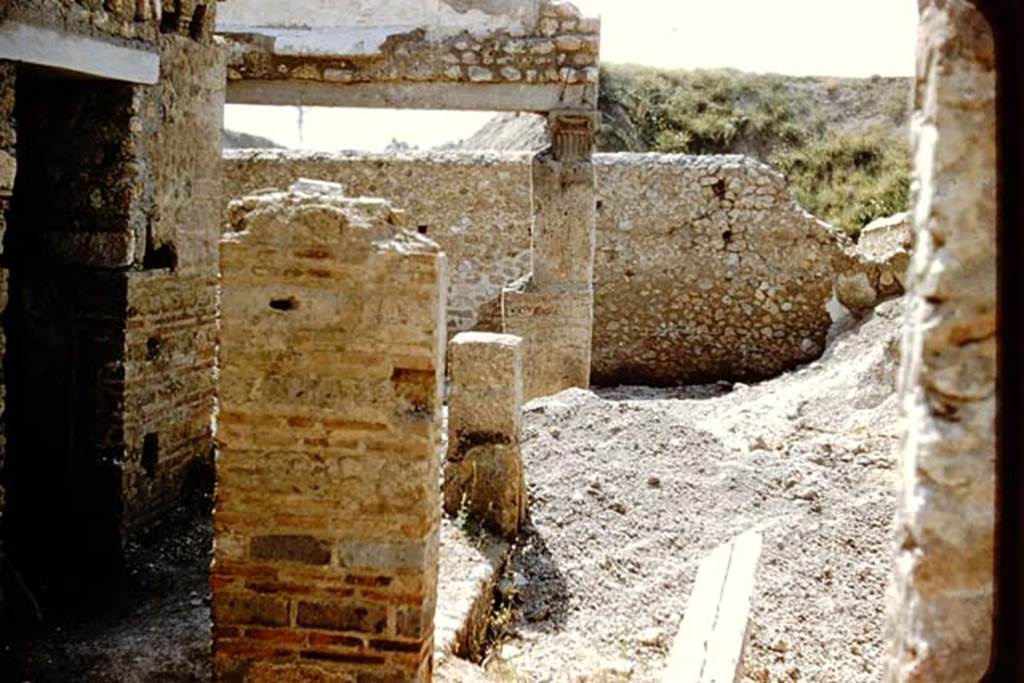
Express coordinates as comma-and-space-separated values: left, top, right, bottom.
444, 332, 525, 539
502, 288, 591, 401
531, 153, 596, 288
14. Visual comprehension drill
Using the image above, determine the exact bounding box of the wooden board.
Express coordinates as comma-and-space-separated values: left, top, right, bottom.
663, 529, 764, 683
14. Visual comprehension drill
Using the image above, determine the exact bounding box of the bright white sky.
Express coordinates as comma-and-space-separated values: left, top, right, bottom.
225, 0, 917, 152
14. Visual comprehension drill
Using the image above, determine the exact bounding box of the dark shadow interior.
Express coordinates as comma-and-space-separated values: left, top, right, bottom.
1, 70, 135, 612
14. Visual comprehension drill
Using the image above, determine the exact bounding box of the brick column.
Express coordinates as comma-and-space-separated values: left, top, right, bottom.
503, 110, 597, 400
214, 187, 447, 682
443, 332, 525, 540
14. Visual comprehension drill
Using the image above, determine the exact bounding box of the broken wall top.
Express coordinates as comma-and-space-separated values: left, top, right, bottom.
223, 185, 442, 257
217, 0, 600, 112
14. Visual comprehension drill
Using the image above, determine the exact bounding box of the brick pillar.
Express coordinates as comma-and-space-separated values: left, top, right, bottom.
886, 2, 996, 681
443, 332, 525, 540
214, 187, 447, 682
503, 110, 597, 400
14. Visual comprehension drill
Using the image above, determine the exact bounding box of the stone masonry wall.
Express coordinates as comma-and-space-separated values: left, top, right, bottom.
224, 150, 866, 385
2, 0, 218, 47
886, 2, 997, 681
223, 151, 534, 335
118, 34, 225, 532
214, 188, 447, 681
221, 0, 599, 91
443, 332, 525, 540
2, 24, 224, 565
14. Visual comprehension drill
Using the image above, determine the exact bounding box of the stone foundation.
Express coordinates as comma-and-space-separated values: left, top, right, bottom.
213, 186, 447, 682
443, 332, 525, 540
886, 1, 997, 680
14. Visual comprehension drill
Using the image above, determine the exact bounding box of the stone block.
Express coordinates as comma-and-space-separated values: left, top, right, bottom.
502, 288, 591, 401
444, 332, 525, 540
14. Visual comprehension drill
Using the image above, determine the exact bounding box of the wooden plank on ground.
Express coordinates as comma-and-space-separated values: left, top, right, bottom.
663, 529, 764, 683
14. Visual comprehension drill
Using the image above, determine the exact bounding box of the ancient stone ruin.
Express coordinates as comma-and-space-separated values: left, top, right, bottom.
0, 0, 1016, 681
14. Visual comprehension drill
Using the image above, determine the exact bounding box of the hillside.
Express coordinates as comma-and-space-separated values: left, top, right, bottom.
222, 128, 284, 149
448, 65, 914, 236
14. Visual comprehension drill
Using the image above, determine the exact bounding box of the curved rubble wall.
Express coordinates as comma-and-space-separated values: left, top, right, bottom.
592, 153, 851, 385
223, 150, 867, 385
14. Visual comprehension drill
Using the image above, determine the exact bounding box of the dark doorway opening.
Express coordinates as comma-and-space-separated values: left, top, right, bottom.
2, 69, 136, 613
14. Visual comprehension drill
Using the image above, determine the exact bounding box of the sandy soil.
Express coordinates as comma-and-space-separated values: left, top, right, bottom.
484, 298, 904, 682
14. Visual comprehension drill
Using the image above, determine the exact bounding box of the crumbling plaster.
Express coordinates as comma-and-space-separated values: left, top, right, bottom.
219, 0, 599, 111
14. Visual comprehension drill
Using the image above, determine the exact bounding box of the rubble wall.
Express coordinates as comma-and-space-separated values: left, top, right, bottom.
119, 35, 225, 532
886, 1, 997, 680
214, 189, 446, 681
220, 0, 599, 91
224, 150, 534, 335
224, 150, 856, 385
2, 0, 218, 46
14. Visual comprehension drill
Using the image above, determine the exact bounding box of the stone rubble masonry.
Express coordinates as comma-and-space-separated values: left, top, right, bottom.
886, 2, 996, 681
838, 211, 912, 306
2, 0, 218, 47
834, 211, 913, 316
222, 150, 534, 337
214, 187, 447, 682
443, 332, 525, 540
504, 110, 596, 399
224, 151, 890, 386
220, 0, 600, 95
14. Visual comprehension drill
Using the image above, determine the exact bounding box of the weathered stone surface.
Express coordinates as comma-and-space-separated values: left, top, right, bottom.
223, 150, 534, 336
886, 2, 996, 681
223, 151, 890, 387
218, 0, 600, 109
443, 332, 525, 539
214, 187, 447, 682
512, 109, 597, 399
2, 29, 223, 571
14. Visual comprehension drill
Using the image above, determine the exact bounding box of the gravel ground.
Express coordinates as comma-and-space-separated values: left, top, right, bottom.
2, 298, 904, 683
484, 298, 904, 682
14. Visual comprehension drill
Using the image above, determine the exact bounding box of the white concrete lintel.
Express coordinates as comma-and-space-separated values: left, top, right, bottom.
0, 21, 159, 84
226, 79, 597, 113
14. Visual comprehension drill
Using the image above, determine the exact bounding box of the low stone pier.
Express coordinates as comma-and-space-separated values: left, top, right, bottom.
443, 332, 525, 540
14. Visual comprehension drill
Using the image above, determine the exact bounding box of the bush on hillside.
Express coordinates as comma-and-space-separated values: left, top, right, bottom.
596, 64, 912, 237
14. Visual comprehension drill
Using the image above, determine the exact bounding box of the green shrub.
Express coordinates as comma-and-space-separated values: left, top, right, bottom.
595, 64, 912, 237
769, 130, 911, 236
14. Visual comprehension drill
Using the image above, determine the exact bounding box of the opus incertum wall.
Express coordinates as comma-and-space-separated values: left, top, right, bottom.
223, 150, 879, 386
